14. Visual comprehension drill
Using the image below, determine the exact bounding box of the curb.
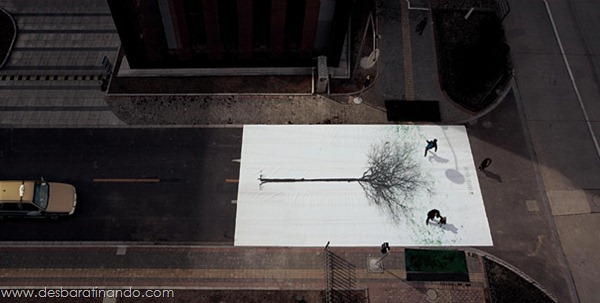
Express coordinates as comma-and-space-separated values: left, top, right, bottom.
450, 73, 515, 125
0, 8, 17, 70
465, 248, 559, 302
429, 7, 512, 125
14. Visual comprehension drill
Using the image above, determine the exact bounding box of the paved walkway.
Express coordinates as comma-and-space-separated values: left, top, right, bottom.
0, 246, 486, 303
502, 0, 600, 302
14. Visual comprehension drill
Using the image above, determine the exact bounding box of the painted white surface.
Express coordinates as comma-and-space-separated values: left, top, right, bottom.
235, 125, 492, 247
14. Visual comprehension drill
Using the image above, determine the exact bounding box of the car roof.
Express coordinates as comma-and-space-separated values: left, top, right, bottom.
0, 180, 35, 203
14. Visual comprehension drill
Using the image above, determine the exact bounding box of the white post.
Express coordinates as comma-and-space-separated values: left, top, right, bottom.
464, 7, 475, 19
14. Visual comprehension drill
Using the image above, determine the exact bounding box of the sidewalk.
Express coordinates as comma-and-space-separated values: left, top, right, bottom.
0, 245, 486, 303
500, 0, 600, 302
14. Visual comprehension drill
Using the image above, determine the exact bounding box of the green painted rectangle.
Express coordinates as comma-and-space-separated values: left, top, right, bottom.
405, 249, 468, 273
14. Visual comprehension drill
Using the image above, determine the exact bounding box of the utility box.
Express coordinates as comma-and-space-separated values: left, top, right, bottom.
315, 56, 329, 94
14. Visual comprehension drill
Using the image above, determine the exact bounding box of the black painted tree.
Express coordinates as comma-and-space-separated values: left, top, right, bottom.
259, 141, 430, 220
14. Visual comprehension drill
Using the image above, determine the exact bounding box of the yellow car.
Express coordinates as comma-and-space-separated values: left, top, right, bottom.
0, 179, 77, 219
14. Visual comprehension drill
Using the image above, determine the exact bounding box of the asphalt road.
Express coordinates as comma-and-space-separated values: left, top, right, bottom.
0, 128, 242, 243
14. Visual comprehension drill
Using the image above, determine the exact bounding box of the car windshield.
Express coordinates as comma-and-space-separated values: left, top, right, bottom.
32, 182, 49, 209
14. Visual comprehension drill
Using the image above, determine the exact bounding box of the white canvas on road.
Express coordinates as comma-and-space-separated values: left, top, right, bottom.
235, 125, 493, 247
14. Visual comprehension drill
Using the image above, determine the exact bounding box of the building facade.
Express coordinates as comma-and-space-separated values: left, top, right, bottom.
107, 0, 354, 69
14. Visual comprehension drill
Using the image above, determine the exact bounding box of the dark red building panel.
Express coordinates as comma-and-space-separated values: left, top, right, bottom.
301, 0, 320, 57
237, 0, 253, 59
269, 0, 287, 58
169, 0, 192, 59
202, 0, 222, 60
133, 0, 166, 61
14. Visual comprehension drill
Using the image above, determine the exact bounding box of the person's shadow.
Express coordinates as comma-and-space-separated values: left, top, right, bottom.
482, 169, 502, 183
428, 153, 449, 164
439, 223, 458, 234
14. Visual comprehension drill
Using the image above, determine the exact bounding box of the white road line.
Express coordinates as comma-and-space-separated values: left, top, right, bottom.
93, 178, 160, 183
543, 0, 600, 160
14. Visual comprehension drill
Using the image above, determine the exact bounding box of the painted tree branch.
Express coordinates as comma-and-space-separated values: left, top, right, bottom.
359, 141, 429, 220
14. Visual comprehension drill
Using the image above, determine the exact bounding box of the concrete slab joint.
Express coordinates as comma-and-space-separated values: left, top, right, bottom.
526, 200, 540, 212
547, 190, 591, 216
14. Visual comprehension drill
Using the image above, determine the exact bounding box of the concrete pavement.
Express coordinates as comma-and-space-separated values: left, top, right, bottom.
0, 246, 487, 303
503, 0, 600, 302
2, 0, 599, 302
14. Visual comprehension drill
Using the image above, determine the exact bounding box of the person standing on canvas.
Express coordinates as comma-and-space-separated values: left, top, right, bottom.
424, 139, 437, 157
479, 158, 492, 171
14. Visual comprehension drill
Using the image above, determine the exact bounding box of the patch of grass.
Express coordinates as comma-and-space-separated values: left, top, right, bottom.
405, 249, 468, 273
485, 258, 556, 303
433, 9, 511, 112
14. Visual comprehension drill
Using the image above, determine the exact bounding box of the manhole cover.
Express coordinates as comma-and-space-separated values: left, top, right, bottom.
367, 257, 383, 273
426, 289, 438, 302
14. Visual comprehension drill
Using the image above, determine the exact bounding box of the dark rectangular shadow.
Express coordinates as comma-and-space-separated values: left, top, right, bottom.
385, 100, 441, 122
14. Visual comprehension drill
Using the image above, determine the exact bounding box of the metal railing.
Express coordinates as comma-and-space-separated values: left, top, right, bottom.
324, 248, 361, 303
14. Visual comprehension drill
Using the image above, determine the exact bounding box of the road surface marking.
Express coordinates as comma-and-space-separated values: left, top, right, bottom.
93, 178, 160, 183
543, 0, 600, 160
